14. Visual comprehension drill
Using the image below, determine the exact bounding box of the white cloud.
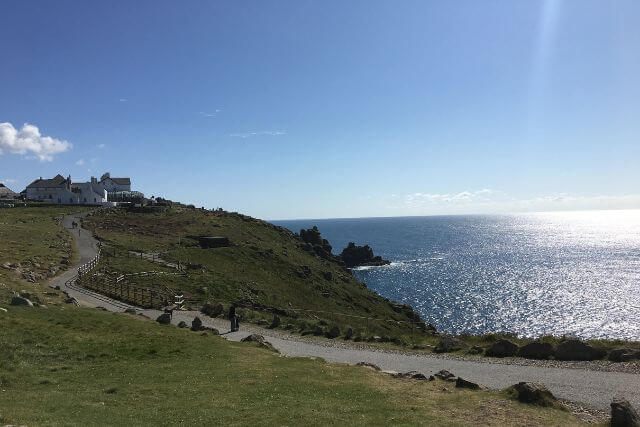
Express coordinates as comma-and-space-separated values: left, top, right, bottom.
75, 159, 85, 166
199, 109, 221, 118
229, 130, 287, 138
404, 189, 499, 207
395, 189, 640, 214
97, 143, 106, 149
0, 122, 71, 162
119, 98, 128, 103
1, 178, 17, 185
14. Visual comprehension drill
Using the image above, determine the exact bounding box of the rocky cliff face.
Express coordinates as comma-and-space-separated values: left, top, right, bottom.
339, 242, 390, 268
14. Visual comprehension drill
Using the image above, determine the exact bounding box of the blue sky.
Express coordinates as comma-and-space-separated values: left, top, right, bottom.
1, 0, 639, 219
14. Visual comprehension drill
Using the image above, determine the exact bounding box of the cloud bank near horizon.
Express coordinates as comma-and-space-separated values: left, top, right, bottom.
0, 122, 71, 161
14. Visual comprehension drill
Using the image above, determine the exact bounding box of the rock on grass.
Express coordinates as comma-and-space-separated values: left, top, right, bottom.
610, 398, 639, 427
507, 382, 558, 407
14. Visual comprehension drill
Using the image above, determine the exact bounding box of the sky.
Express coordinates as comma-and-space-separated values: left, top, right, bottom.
1, 0, 639, 219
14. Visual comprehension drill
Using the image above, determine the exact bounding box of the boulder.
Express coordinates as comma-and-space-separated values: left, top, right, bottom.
10, 296, 33, 307
555, 339, 606, 361
0, 307, 7, 313
204, 327, 220, 335
611, 398, 640, 427
241, 334, 266, 343
519, 341, 555, 360
191, 316, 204, 331
434, 336, 464, 353
156, 313, 171, 325
609, 349, 638, 363
485, 339, 519, 358
124, 308, 137, 314
326, 326, 340, 339
177, 321, 187, 328
64, 297, 79, 305
455, 377, 481, 390
434, 370, 456, 381
356, 362, 381, 371
509, 382, 557, 407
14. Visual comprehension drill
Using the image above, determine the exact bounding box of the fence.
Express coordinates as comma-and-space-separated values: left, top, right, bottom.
74, 247, 180, 309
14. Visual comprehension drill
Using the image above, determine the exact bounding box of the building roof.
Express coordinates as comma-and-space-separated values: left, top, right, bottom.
101, 177, 130, 185
26, 174, 68, 189
0, 183, 17, 198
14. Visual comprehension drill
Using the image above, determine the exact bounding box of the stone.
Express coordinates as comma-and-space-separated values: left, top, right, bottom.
64, 297, 79, 305
10, 296, 33, 307
370, 335, 383, 343
356, 362, 381, 371
434, 336, 464, 353
177, 321, 188, 328
485, 339, 519, 358
156, 313, 171, 325
555, 339, 606, 361
322, 271, 333, 281
241, 334, 266, 343
610, 398, 640, 427
344, 327, 354, 340
509, 382, 557, 407
609, 348, 638, 363
519, 341, 555, 360
401, 371, 428, 380
455, 377, 481, 390
434, 370, 456, 381
124, 308, 137, 314
204, 327, 220, 335
326, 326, 340, 339
191, 316, 204, 331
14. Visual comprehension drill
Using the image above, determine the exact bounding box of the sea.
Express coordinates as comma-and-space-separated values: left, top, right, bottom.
272, 210, 640, 341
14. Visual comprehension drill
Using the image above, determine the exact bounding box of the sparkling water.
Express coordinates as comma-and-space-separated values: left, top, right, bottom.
273, 210, 640, 340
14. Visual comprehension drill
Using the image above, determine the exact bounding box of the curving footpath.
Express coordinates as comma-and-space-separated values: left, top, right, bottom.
50, 213, 640, 412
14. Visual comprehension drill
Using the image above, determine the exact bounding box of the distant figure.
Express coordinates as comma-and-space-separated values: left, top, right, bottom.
229, 304, 238, 332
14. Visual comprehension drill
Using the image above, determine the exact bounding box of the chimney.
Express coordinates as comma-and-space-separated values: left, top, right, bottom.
91, 176, 97, 184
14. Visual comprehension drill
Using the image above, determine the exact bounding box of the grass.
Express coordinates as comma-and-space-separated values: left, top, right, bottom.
84, 207, 640, 357
0, 206, 92, 304
84, 207, 427, 341
0, 306, 589, 426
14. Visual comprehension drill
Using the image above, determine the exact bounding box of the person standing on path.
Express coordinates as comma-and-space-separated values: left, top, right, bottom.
228, 304, 238, 332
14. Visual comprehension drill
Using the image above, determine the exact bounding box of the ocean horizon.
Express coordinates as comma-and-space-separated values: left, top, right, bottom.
273, 209, 640, 341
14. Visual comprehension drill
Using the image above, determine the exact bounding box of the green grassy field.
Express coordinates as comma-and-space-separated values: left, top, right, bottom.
0, 306, 589, 426
0, 205, 601, 425
84, 207, 428, 342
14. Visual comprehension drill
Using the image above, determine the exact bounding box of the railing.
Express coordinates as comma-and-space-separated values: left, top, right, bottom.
72, 246, 179, 309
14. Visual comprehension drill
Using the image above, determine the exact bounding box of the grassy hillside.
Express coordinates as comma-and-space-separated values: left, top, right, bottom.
0, 206, 91, 303
0, 306, 587, 426
84, 207, 427, 341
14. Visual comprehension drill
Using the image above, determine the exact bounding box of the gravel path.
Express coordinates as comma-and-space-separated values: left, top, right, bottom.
51, 212, 640, 413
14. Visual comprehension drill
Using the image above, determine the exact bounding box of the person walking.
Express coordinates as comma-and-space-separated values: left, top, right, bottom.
228, 304, 238, 332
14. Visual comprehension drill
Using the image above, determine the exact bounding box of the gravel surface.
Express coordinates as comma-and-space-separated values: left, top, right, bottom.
51, 212, 640, 413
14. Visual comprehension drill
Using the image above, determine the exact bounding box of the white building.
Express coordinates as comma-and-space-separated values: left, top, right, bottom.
100, 173, 131, 192
25, 174, 108, 205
